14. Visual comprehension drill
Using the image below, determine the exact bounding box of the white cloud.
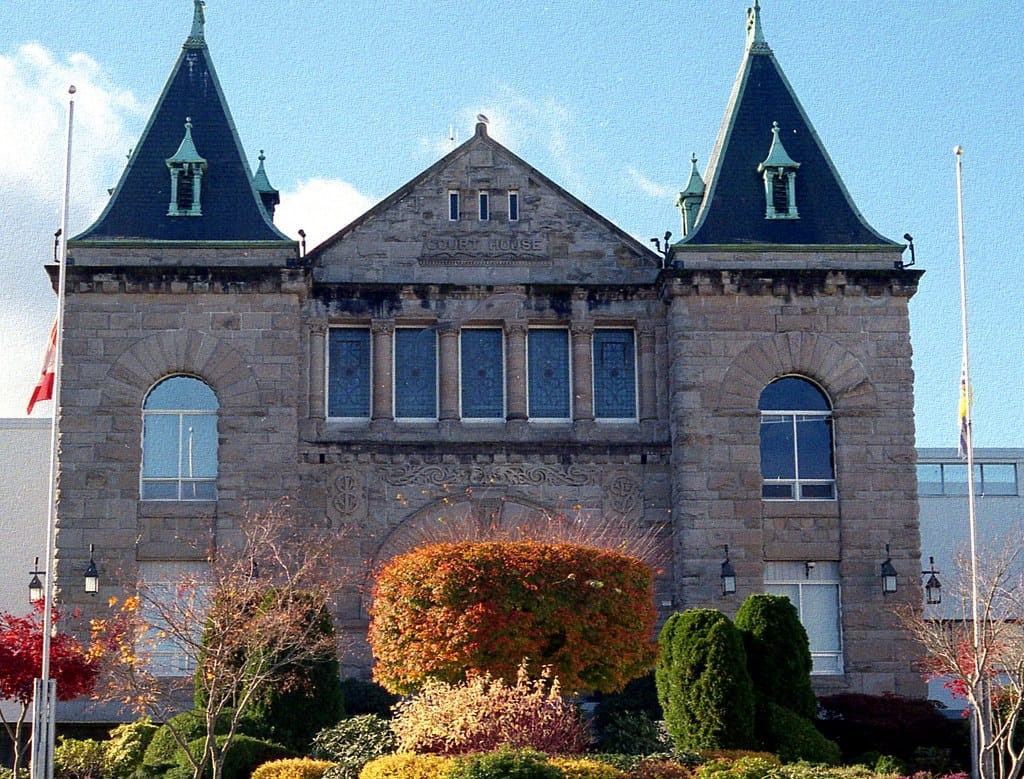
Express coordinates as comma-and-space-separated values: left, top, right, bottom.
274, 178, 378, 251
628, 166, 676, 200
0, 44, 145, 418
418, 88, 587, 197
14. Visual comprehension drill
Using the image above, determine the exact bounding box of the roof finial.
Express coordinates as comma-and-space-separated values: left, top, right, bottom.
187, 0, 206, 47
746, 0, 770, 53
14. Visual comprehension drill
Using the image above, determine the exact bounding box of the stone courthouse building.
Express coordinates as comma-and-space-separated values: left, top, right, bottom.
54, 0, 923, 700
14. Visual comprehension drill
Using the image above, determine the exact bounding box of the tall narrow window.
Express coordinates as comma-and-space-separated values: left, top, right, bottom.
394, 327, 437, 419
142, 376, 218, 500
137, 561, 208, 677
328, 327, 371, 418
759, 376, 835, 500
527, 328, 571, 420
508, 191, 519, 222
448, 190, 460, 221
478, 191, 490, 221
593, 329, 637, 419
765, 561, 843, 675
461, 328, 504, 419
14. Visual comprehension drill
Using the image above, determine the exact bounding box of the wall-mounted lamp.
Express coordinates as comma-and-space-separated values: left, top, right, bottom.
923, 556, 942, 605
28, 557, 45, 603
805, 561, 816, 578
84, 544, 99, 595
721, 545, 737, 595
880, 544, 898, 595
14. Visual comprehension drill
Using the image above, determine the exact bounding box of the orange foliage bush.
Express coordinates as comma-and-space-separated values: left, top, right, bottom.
369, 540, 658, 694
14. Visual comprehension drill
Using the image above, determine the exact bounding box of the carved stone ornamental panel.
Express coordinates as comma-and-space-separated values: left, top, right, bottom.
602, 469, 641, 518
383, 462, 594, 488
326, 468, 366, 525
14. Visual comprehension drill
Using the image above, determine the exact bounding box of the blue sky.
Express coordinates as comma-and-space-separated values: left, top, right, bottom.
1, 1, 1020, 448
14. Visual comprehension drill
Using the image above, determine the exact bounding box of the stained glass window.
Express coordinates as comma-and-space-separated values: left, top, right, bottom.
395, 327, 437, 419
593, 329, 636, 419
328, 328, 371, 418
461, 329, 504, 419
527, 328, 570, 419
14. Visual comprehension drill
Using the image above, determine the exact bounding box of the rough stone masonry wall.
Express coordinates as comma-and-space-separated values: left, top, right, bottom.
664, 269, 921, 696
55, 271, 306, 615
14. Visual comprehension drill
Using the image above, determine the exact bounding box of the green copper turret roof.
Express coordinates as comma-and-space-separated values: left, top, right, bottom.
678, 2, 898, 247
73, 1, 289, 243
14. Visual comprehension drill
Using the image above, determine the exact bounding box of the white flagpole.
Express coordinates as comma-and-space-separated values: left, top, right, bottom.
30, 84, 75, 779
955, 145, 990, 779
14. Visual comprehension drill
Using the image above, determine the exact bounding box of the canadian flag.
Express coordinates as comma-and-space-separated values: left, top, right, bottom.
26, 319, 57, 415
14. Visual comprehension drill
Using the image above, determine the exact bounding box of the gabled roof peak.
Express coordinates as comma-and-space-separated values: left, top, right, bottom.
185, 0, 206, 48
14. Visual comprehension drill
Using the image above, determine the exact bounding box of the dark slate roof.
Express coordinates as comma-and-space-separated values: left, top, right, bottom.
74, 34, 288, 242
680, 15, 898, 247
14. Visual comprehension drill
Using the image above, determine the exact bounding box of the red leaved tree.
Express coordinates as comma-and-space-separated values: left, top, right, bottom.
0, 603, 99, 777
369, 540, 658, 694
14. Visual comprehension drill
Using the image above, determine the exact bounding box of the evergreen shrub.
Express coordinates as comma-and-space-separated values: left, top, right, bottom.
311, 715, 397, 779
105, 718, 158, 779
356, 754, 453, 779
656, 609, 756, 751
369, 541, 658, 694
733, 595, 815, 720
179, 734, 290, 779
447, 748, 561, 779
595, 710, 670, 755
627, 759, 693, 779
694, 756, 778, 779
54, 737, 106, 779
765, 705, 840, 765
549, 757, 626, 779
250, 758, 334, 779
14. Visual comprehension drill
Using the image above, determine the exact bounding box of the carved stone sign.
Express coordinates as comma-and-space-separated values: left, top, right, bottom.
420, 236, 548, 266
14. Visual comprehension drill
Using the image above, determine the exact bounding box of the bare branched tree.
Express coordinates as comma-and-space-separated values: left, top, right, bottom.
901, 539, 1024, 779
91, 506, 343, 779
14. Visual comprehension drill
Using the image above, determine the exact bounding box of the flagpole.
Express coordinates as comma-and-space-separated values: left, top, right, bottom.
30, 83, 75, 779
955, 145, 990, 779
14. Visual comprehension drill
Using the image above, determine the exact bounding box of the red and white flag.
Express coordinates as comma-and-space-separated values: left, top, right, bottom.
26, 319, 57, 415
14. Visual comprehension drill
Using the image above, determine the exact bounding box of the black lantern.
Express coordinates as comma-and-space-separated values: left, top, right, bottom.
721, 545, 737, 595
880, 544, 898, 595
28, 557, 45, 603
923, 556, 942, 605
84, 544, 99, 595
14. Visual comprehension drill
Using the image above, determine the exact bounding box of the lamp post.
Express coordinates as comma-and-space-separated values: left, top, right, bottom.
27, 547, 99, 779
923, 557, 942, 606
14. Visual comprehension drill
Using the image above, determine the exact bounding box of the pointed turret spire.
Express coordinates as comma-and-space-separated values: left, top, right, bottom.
253, 150, 281, 220
186, 0, 206, 48
72, 0, 291, 243
676, 154, 706, 237
674, 1, 898, 247
746, 0, 770, 54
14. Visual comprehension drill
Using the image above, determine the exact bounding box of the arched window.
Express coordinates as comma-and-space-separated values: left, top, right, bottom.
759, 376, 835, 500
142, 376, 218, 500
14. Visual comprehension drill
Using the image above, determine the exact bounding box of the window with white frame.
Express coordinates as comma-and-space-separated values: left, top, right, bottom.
394, 327, 438, 419
508, 190, 519, 221
764, 561, 843, 675
460, 328, 504, 419
593, 328, 637, 420
327, 327, 371, 419
141, 376, 218, 500
759, 376, 835, 500
527, 328, 571, 420
136, 561, 209, 677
